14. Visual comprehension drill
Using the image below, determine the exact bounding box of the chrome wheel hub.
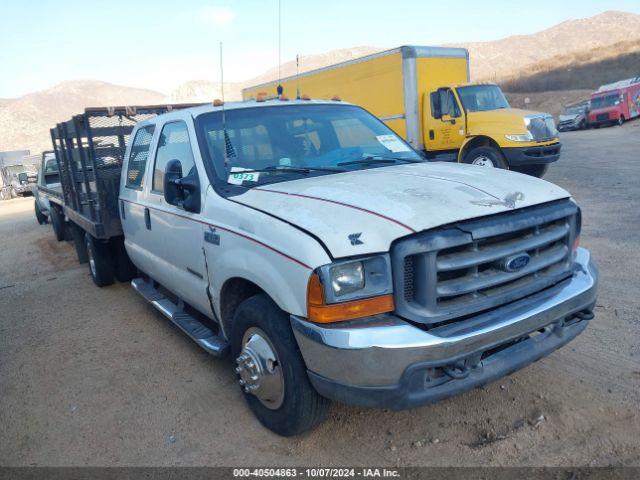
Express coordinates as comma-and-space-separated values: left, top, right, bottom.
472, 155, 495, 167
235, 327, 284, 410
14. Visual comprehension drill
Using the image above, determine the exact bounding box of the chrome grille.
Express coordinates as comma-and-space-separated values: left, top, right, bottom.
393, 200, 578, 325
527, 115, 557, 141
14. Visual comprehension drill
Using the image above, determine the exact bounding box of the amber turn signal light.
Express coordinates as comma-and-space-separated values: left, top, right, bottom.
306, 273, 394, 323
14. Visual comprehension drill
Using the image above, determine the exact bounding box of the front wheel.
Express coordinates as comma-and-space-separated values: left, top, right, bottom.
85, 234, 115, 287
231, 294, 329, 436
463, 146, 508, 169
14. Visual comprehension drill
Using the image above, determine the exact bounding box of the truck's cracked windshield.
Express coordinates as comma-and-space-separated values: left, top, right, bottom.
196, 104, 424, 186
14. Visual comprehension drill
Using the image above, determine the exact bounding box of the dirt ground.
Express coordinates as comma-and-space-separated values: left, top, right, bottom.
1, 122, 639, 467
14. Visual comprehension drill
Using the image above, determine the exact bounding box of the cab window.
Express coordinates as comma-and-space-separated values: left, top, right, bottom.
125, 126, 154, 189
152, 121, 196, 193
443, 90, 461, 117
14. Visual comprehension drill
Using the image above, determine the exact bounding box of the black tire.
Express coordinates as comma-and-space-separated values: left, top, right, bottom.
593, 124, 600, 129
85, 234, 115, 287
231, 294, 329, 436
579, 120, 587, 130
35, 201, 48, 225
511, 164, 549, 178
49, 206, 66, 241
463, 146, 508, 169
70, 223, 88, 264
618, 115, 625, 126
113, 237, 137, 282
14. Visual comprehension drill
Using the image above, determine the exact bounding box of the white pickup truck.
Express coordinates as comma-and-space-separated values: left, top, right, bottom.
42, 99, 598, 436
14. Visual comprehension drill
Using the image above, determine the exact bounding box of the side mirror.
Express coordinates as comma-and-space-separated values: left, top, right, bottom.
164, 159, 183, 206
163, 159, 201, 213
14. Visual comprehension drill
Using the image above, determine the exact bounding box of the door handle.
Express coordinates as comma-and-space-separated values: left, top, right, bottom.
144, 208, 151, 230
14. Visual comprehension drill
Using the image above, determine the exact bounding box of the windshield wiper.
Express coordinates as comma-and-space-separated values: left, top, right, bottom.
337, 156, 422, 167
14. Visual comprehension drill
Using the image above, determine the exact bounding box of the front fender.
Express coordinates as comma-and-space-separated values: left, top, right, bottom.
207, 241, 313, 319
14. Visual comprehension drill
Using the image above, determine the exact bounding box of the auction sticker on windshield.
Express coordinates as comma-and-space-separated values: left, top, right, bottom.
228, 167, 260, 185
376, 134, 411, 153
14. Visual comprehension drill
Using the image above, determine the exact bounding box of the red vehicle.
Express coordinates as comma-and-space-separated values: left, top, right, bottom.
588, 77, 640, 127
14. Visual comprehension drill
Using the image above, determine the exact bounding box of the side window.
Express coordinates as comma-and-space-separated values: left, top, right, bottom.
152, 121, 196, 193
445, 90, 461, 117
126, 126, 154, 189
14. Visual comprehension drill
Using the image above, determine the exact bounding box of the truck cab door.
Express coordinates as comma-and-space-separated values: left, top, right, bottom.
143, 120, 212, 317
423, 88, 465, 154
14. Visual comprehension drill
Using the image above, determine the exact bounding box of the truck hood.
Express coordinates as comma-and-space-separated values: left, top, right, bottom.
234, 162, 571, 259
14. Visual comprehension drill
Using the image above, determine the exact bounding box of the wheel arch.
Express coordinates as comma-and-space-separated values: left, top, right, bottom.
216, 270, 307, 341
458, 135, 502, 163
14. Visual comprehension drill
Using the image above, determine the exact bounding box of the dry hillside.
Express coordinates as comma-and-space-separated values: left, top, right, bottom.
0, 81, 164, 154
451, 10, 640, 81
501, 40, 640, 92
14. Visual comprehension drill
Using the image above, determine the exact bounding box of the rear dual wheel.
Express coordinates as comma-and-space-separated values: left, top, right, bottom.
83, 234, 137, 287
35, 201, 48, 225
49, 206, 66, 241
85, 234, 115, 287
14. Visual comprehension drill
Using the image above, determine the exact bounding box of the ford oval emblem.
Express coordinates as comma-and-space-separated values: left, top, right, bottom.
500, 253, 531, 273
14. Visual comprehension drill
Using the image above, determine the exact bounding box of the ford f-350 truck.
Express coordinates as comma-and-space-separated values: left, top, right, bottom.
243, 46, 561, 178
41, 98, 597, 436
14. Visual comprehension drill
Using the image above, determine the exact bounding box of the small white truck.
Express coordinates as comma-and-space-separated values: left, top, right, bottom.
41, 99, 598, 436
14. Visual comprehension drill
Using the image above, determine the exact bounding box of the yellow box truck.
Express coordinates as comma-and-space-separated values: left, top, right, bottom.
243, 46, 561, 177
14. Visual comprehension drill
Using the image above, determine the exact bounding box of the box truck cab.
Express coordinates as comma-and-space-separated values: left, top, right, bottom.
243, 46, 561, 178
588, 77, 640, 127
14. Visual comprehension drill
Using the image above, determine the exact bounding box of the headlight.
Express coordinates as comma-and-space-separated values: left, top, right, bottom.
307, 254, 394, 323
330, 262, 364, 297
505, 132, 534, 142
318, 254, 392, 303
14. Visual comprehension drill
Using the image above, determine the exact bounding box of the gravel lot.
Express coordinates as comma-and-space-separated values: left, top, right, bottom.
1, 122, 639, 467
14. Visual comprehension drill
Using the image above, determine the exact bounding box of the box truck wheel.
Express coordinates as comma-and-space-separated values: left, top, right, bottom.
50, 206, 66, 241
463, 146, 508, 169
85, 234, 115, 287
231, 294, 329, 436
35, 201, 48, 225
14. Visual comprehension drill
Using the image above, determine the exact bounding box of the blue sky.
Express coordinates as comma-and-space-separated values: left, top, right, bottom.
1, 0, 638, 97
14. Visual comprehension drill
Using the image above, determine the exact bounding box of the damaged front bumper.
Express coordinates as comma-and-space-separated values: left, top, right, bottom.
291, 247, 598, 409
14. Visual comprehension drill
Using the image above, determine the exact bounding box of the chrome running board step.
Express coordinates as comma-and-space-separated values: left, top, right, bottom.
131, 277, 229, 357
